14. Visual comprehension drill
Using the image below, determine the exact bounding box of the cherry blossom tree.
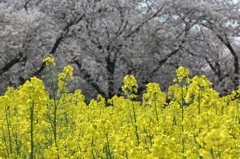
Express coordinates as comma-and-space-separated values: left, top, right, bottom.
0, 0, 239, 101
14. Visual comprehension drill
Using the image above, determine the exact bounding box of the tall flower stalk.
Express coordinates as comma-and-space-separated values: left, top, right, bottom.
43, 57, 74, 153
122, 75, 140, 146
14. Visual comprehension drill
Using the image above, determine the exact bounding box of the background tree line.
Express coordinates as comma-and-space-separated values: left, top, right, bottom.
0, 0, 239, 102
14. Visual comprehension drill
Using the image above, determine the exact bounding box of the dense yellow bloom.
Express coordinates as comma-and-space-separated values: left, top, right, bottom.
0, 61, 240, 158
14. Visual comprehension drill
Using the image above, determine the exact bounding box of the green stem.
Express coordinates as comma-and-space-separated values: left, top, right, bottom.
13, 128, 21, 157
154, 95, 159, 124
131, 100, 137, 123
2, 128, 9, 157
222, 106, 224, 116
198, 89, 201, 114
182, 138, 185, 157
54, 102, 58, 148
48, 64, 57, 101
105, 132, 113, 159
5, 107, 13, 155
135, 126, 140, 146
30, 101, 34, 159
46, 63, 59, 151
180, 83, 185, 155
181, 85, 184, 122
131, 100, 140, 146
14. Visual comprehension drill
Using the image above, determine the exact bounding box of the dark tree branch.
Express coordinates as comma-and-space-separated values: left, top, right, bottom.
49, 36, 63, 54
32, 13, 86, 77
50, 13, 85, 55
216, 33, 239, 90
124, 7, 164, 39
74, 60, 107, 98
201, 22, 239, 89
0, 52, 24, 75
151, 39, 185, 77
24, 0, 32, 12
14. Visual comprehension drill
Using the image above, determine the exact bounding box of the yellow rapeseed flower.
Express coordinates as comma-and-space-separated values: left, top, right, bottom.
122, 75, 138, 99
43, 56, 56, 66
174, 66, 190, 83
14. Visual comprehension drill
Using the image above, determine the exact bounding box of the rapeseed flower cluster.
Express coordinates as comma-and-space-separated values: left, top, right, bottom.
42, 56, 56, 66
0, 58, 239, 158
58, 65, 74, 93
122, 75, 138, 99
142, 83, 166, 107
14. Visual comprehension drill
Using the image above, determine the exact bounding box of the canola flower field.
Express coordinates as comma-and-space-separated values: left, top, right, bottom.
0, 57, 239, 159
